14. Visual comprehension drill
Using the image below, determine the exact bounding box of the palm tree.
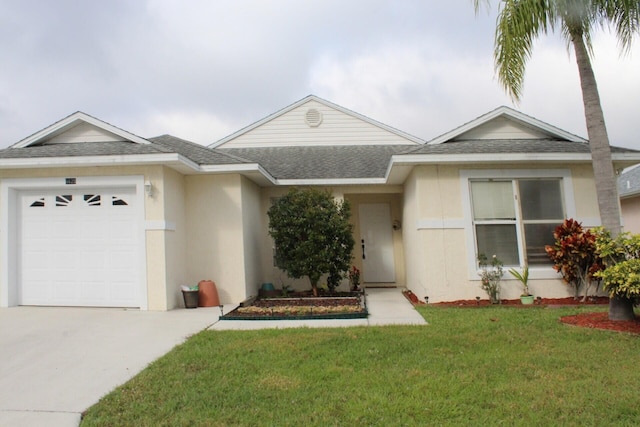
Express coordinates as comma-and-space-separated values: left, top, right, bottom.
474, 0, 640, 320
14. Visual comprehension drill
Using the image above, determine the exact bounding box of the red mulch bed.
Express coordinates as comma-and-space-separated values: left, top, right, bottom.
431, 296, 610, 307
560, 312, 640, 335
406, 293, 640, 335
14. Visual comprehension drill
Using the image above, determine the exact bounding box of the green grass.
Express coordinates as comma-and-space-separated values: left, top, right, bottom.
81, 306, 640, 426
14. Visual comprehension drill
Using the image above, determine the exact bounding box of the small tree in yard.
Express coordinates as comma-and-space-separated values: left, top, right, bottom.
545, 219, 603, 302
268, 188, 354, 297
594, 229, 640, 320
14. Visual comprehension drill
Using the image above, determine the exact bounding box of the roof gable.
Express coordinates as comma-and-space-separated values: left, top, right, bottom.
427, 106, 587, 145
212, 95, 423, 148
11, 111, 150, 148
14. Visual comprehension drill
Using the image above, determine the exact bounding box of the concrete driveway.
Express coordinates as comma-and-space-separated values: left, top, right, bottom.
0, 306, 220, 427
0, 288, 425, 426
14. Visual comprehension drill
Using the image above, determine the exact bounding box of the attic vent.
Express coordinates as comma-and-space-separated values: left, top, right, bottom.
305, 108, 323, 127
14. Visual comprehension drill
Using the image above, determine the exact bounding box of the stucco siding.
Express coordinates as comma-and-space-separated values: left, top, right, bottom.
621, 197, 640, 234
161, 167, 187, 309
240, 176, 263, 298
403, 163, 598, 303
185, 174, 248, 304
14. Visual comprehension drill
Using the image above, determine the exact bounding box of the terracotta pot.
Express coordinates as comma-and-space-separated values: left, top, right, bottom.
198, 280, 220, 307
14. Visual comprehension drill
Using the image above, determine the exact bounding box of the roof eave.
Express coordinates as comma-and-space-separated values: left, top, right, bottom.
200, 163, 277, 186
0, 153, 198, 172
275, 178, 388, 186
12, 112, 151, 148
427, 106, 587, 145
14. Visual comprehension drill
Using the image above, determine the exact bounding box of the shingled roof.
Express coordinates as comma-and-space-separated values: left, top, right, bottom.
406, 139, 638, 155
218, 145, 416, 180
0, 141, 170, 159
149, 135, 250, 166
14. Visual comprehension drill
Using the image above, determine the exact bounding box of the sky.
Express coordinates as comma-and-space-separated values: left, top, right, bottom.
1, 0, 638, 149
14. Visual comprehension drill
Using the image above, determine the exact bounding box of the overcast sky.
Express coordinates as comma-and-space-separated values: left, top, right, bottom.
1, 0, 638, 149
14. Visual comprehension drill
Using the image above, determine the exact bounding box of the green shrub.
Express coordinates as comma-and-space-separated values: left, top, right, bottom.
268, 188, 354, 296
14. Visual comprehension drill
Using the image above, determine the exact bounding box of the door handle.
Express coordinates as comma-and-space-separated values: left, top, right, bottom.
361, 239, 365, 259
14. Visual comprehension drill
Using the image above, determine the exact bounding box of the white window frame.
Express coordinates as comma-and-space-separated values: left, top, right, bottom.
461, 169, 575, 280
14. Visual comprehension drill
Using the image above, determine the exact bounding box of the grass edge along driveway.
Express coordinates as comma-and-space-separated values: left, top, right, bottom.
82, 305, 640, 426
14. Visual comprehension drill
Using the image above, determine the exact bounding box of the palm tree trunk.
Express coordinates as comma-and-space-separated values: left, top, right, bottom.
572, 34, 621, 235
572, 32, 635, 321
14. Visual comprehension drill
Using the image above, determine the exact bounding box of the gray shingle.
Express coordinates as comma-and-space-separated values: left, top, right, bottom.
219, 145, 416, 179
0, 141, 170, 158
149, 135, 250, 165
406, 139, 638, 155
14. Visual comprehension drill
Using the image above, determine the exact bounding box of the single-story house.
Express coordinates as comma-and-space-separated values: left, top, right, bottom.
1, 95, 638, 310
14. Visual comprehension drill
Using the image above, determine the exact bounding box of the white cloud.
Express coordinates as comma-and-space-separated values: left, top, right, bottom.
134, 110, 236, 146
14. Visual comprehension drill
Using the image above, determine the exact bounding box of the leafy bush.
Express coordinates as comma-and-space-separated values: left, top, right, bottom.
594, 228, 640, 305
268, 188, 354, 296
544, 219, 602, 301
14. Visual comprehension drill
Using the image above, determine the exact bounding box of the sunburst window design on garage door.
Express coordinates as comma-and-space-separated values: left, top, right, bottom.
111, 196, 129, 206
55, 195, 73, 207
83, 194, 101, 206
29, 197, 45, 207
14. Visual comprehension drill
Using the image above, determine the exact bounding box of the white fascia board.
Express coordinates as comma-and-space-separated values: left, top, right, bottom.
390, 153, 594, 165
0, 153, 198, 169
200, 163, 277, 184
620, 190, 640, 200
276, 178, 387, 186
428, 106, 586, 145
612, 153, 640, 163
12, 112, 151, 148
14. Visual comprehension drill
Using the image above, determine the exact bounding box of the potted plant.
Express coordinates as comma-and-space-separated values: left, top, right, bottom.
477, 254, 503, 304
508, 265, 534, 304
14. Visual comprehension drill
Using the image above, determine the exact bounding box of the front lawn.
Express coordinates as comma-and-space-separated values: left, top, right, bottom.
82, 306, 640, 426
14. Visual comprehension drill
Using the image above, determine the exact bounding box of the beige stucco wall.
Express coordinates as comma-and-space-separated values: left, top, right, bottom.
160, 167, 188, 309
403, 163, 601, 303
240, 176, 263, 298
184, 174, 251, 304
621, 196, 640, 234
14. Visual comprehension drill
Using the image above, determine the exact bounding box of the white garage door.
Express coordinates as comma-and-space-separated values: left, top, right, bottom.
18, 187, 142, 307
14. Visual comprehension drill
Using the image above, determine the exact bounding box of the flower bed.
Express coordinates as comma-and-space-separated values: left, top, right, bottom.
220, 292, 367, 320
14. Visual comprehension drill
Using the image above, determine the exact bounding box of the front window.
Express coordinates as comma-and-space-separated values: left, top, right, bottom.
470, 178, 565, 266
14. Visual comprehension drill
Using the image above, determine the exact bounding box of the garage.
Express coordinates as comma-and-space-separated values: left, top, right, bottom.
3, 177, 146, 308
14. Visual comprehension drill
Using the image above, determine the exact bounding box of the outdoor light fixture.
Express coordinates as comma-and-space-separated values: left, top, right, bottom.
219, 305, 224, 316
144, 181, 153, 197
425, 296, 429, 304
476, 296, 481, 305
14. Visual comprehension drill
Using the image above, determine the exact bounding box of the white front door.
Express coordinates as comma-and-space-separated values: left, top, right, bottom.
18, 187, 141, 307
359, 203, 396, 283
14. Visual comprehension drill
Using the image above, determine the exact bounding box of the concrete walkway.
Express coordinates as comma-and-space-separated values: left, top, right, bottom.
0, 288, 424, 426
210, 287, 427, 330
